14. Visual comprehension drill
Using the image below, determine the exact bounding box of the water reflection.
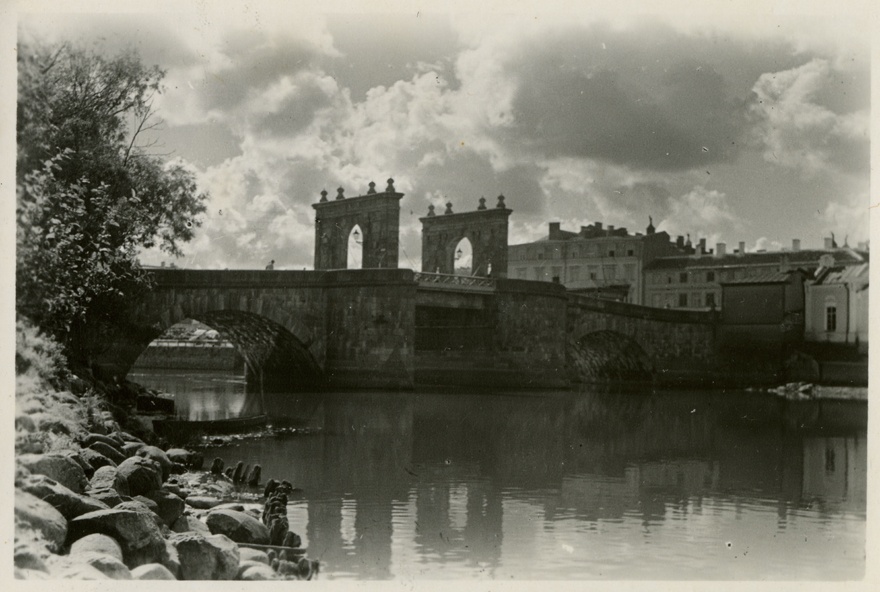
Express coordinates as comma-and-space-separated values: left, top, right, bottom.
199, 388, 864, 579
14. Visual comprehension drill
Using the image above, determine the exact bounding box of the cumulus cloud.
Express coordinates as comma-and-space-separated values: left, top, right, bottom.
749, 59, 870, 175
23, 11, 868, 270
819, 191, 871, 245
657, 186, 741, 244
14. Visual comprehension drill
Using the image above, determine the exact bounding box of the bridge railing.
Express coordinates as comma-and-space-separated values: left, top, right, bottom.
568, 292, 719, 324
414, 272, 497, 292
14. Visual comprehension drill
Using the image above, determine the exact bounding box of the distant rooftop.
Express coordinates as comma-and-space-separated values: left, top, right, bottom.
645, 248, 867, 271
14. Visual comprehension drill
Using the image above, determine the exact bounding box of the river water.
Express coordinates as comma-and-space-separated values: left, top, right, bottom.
130, 370, 867, 580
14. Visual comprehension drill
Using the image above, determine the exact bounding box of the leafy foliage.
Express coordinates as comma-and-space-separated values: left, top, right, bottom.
16, 41, 207, 358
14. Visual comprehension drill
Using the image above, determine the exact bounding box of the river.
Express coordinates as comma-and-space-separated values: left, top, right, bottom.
129, 369, 867, 580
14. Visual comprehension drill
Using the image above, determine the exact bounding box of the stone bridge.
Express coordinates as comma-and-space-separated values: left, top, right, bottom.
97, 268, 723, 391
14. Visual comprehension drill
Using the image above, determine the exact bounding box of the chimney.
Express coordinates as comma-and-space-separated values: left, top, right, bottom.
824, 237, 834, 249
595, 222, 603, 230
716, 242, 726, 257
738, 241, 746, 255
676, 235, 684, 248
792, 239, 801, 252
607, 225, 615, 235
699, 238, 706, 255
549, 222, 561, 240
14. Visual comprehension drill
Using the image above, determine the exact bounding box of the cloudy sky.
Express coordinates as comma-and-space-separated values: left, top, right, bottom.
16, 1, 873, 270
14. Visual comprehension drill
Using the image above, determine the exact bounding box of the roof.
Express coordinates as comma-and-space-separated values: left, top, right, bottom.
645, 248, 867, 272
720, 269, 805, 285
813, 263, 869, 286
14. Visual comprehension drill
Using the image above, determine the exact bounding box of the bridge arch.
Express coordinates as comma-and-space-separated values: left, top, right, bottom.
569, 330, 653, 383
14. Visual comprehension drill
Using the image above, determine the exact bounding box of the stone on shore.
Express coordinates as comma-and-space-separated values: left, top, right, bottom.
83, 433, 125, 449
206, 509, 270, 545
69, 533, 124, 561
131, 563, 177, 580
167, 448, 203, 470
14, 543, 49, 572
14, 490, 68, 552
239, 562, 278, 580
88, 441, 127, 465
186, 495, 224, 509
116, 456, 162, 496
89, 465, 130, 496
169, 532, 240, 580
137, 446, 173, 480
171, 513, 211, 536
64, 552, 132, 579
20, 474, 110, 519
122, 442, 146, 458
146, 489, 185, 526
78, 447, 118, 473
88, 487, 125, 508
239, 547, 270, 564
18, 453, 89, 494
68, 508, 167, 568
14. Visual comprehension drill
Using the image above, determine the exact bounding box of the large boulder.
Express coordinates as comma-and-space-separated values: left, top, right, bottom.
68, 508, 167, 568
67, 552, 132, 579
78, 447, 118, 473
116, 457, 162, 496
169, 532, 240, 580
116, 500, 168, 534
18, 453, 88, 494
146, 490, 185, 526
69, 533, 123, 561
89, 465, 130, 496
83, 432, 124, 449
137, 446, 173, 480
171, 513, 211, 536
88, 441, 127, 465
88, 488, 125, 508
20, 474, 110, 520
14, 490, 67, 552
162, 539, 181, 578
206, 509, 270, 545
239, 562, 278, 580
166, 448, 204, 470
239, 547, 269, 564
131, 563, 177, 580
122, 442, 146, 458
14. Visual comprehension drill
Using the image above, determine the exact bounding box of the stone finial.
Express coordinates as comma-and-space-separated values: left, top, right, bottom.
386, 178, 396, 193
478, 197, 487, 210
319, 189, 328, 203
496, 194, 506, 208
445, 202, 454, 215
367, 181, 377, 194
336, 187, 345, 200
427, 204, 436, 217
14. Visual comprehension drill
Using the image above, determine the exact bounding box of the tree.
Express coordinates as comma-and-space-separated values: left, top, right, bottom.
16, 41, 207, 364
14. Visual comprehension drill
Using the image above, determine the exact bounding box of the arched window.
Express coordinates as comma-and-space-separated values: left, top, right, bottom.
453, 237, 472, 276
347, 224, 363, 269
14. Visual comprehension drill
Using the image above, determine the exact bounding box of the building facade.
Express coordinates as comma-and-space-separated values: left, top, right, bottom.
804, 263, 869, 348
507, 219, 686, 305
644, 239, 868, 311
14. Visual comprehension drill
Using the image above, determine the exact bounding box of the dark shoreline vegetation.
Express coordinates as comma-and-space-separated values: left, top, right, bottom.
14, 319, 320, 580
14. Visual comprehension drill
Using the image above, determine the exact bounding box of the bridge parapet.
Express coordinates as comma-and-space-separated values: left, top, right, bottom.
414, 272, 496, 292
568, 293, 719, 324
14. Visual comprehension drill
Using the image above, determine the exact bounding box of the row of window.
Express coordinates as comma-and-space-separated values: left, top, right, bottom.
511, 244, 638, 261
516, 264, 638, 282
651, 292, 716, 309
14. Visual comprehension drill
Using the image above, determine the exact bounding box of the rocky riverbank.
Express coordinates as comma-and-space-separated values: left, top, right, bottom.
15, 428, 319, 580
13, 321, 318, 580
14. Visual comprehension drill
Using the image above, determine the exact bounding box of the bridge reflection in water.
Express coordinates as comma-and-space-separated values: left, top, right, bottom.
185, 385, 866, 580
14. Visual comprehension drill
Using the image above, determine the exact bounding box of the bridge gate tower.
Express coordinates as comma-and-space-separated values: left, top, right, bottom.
313, 179, 404, 270
420, 195, 512, 277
